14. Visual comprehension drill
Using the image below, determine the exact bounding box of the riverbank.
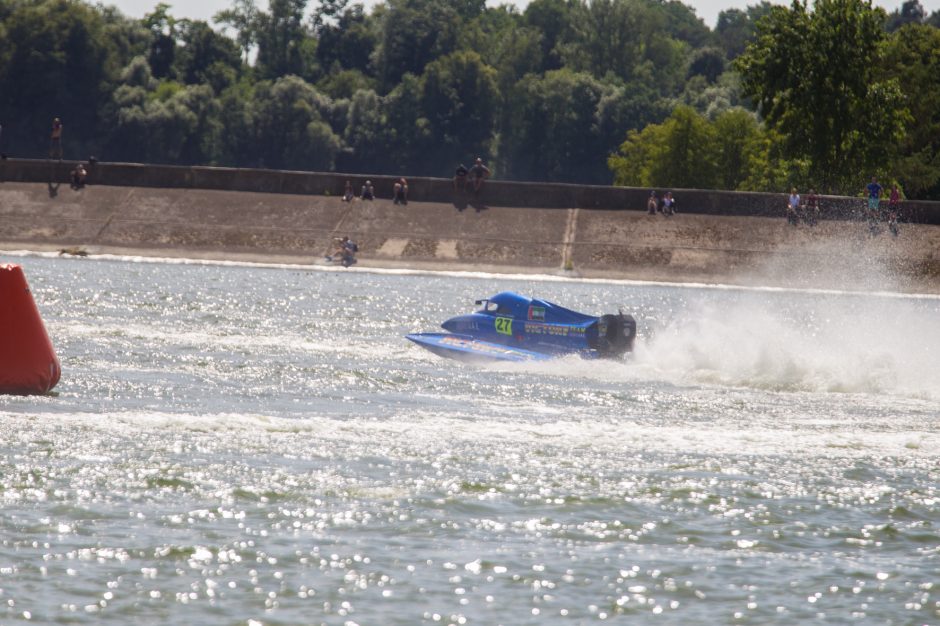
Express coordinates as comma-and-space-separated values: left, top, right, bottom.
2, 180, 939, 293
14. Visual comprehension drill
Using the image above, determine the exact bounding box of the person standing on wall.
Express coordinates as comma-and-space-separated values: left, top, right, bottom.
865, 176, 883, 236
49, 117, 63, 160
393, 178, 408, 204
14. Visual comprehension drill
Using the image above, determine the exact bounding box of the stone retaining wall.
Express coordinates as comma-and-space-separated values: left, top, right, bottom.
2, 158, 939, 224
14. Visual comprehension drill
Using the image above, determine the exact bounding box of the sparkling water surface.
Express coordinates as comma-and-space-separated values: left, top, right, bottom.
1, 254, 939, 625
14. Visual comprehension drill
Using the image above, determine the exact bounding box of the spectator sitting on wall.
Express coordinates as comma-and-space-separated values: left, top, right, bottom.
454, 164, 468, 191
786, 187, 800, 226
361, 180, 375, 200
393, 178, 408, 205
647, 191, 658, 215
342, 180, 354, 202
662, 191, 676, 216
469, 158, 490, 194
70, 163, 87, 190
804, 189, 820, 226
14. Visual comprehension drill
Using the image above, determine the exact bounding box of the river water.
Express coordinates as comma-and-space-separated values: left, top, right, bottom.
1, 253, 939, 625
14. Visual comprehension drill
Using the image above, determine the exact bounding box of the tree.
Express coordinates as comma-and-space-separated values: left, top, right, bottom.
714, 2, 773, 60
254, 0, 313, 80
314, 2, 377, 75
143, 3, 177, 79
173, 20, 242, 87
251, 75, 342, 170
501, 69, 611, 183
341, 88, 391, 172
687, 47, 726, 84
372, 0, 461, 92
881, 24, 940, 197
645, 106, 718, 188
523, 0, 573, 72
560, 0, 686, 93
419, 50, 499, 170
0, 0, 118, 158
712, 108, 763, 190
654, 0, 712, 48
885, 0, 926, 31
382, 72, 434, 172
608, 106, 768, 190
735, 0, 907, 192
214, 0, 259, 64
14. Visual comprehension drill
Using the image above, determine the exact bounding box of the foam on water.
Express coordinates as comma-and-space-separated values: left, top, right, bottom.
631, 294, 940, 398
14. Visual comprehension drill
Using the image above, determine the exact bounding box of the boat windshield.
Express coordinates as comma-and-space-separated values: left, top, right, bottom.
474, 300, 505, 314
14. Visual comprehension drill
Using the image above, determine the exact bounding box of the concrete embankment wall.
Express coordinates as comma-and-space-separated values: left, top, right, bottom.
3, 157, 940, 223
2, 159, 940, 293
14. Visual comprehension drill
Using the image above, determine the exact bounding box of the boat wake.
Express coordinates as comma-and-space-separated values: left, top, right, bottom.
497, 295, 940, 400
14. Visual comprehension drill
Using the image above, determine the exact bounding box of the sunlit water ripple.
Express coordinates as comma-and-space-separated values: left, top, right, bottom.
1, 253, 939, 625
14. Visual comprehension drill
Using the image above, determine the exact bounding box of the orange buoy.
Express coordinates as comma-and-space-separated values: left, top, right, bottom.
0, 264, 61, 394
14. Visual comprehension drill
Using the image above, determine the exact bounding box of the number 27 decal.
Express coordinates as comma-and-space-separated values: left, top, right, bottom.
495, 317, 513, 335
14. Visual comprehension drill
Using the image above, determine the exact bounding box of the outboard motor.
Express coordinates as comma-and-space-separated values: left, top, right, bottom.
595, 313, 637, 357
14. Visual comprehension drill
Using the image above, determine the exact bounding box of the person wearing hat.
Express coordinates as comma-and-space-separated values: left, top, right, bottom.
49, 117, 63, 159
361, 180, 374, 200
469, 157, 490, 194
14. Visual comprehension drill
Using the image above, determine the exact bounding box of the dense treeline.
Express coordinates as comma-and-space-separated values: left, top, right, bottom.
0, 0, 938, 197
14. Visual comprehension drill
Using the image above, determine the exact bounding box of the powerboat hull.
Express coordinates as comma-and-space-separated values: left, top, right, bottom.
407, 292, 636, 363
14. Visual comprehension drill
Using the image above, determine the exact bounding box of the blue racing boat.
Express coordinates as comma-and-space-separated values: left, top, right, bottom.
406, 292, 637, 363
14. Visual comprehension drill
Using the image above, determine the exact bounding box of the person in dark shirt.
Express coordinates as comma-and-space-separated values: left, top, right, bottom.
805, 189, 820, 226
361, 180, 375, 200
454, 164, 468, 191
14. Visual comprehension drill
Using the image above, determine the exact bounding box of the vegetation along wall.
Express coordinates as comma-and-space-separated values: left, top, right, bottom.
0, 0, 939, 200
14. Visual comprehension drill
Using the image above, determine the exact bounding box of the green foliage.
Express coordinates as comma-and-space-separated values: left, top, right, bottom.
2, 0, 937, 199
881, 23, 940, 198
317, 69, 376, 100
0, 0, 117, 158
314, 2, 377, 76
714, 3, 772, 60
373, 0, 461, 92
885, 0, 926, 32
214, 0, 259, 63
419, 50, 498, 169
735, 0, 907, 192
251, 75, 341, 170
560, 0, 686, 92
173, 20, 242, 87
608, 105, 781, 190
523, 0, 573, 72
502, 69, 614, 183
341, 88, 390, 173
254, 0, 312, 80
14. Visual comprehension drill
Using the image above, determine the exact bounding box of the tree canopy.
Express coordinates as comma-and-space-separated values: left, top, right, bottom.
0, 0, 938, 197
